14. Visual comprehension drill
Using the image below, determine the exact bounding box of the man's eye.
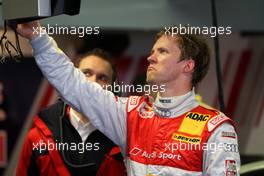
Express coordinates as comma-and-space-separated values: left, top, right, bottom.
83, 71, 92, 77
159, 48, 167, 54
98, 75, 108, 82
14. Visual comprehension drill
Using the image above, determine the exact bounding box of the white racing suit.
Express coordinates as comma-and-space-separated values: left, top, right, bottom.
30, 33, 240, 176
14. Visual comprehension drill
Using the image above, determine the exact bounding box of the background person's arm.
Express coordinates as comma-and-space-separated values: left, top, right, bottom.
16, 22, 128, 154
16, 133, 35, 176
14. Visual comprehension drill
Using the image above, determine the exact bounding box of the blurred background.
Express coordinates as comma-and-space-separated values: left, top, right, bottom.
0, 0, 264, 175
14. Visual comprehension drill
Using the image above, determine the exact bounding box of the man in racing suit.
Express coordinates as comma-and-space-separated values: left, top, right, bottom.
17, 21, 240, 175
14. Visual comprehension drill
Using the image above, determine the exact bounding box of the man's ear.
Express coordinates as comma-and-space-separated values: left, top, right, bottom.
183, 59, 195, 73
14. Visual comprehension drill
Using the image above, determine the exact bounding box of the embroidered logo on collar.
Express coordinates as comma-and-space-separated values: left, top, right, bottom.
159, 99, 171, 103
153, 106, 172, 117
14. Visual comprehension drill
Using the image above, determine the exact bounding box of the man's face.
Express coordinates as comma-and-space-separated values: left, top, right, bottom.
78, 55, 113, 87
146, 35, 186, 85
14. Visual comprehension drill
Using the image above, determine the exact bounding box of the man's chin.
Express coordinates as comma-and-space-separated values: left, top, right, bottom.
146, 76, 157, 85
147, 73, 164, 85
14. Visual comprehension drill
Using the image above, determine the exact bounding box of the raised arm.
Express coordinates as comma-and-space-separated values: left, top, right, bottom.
16, 22, 128, 154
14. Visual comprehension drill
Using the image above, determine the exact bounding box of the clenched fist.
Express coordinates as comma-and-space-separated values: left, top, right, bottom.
16, 21, 42, 40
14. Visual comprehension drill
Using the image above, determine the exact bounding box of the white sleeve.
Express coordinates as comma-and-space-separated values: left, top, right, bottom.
203, 123, 241, 176
30, 33, 128, 154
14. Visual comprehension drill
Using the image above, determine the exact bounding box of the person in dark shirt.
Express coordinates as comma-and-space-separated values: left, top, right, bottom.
16, 49, 126, 176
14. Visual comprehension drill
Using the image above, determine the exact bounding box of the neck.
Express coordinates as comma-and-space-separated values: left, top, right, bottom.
159, 80, 192, 97
154, 88, 197, 117
71, 109, 89, 124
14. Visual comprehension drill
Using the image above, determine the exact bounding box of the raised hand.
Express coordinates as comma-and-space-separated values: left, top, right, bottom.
16, 21, 42, 40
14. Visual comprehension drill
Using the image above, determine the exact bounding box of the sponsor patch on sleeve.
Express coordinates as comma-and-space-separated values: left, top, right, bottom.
225, 160, 237, 176
208, 113, 229, 132
221, 131, 237, 139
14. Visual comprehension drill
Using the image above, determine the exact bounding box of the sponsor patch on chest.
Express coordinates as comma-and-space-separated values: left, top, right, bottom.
127, 96, 140, 112
137, 102, 154, 118
171, 133, 201, 144
178, 112, 211, 136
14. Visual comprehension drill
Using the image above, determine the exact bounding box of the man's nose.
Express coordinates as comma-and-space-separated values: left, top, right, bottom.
147, 53, 157, 64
